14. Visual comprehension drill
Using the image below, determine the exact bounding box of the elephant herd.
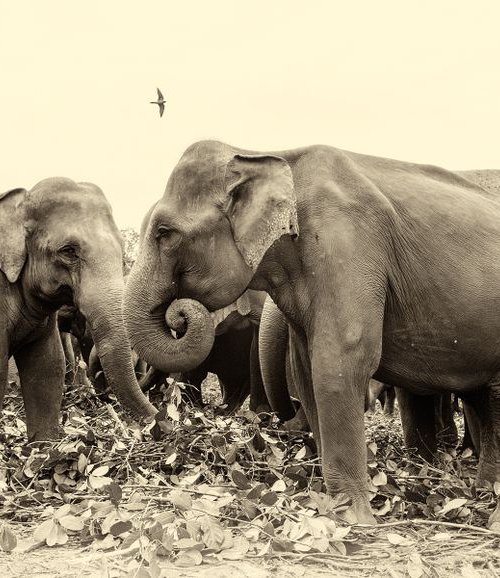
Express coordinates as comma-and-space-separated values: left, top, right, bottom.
1, 142, 500, 531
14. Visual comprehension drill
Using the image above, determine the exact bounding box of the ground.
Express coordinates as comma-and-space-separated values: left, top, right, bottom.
0, 374, 499, 578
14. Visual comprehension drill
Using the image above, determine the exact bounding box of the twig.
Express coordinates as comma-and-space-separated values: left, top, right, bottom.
374, 518, 500, 536
105, 404, 130, 439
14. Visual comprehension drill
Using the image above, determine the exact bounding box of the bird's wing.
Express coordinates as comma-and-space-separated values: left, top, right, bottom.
159, 102, 165, 117
157, 88, 164, 100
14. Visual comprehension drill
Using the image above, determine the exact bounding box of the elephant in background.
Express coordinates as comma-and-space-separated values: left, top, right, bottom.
366, 381, 396, 415
123, 140, 500, 528
140, 309, 266, 414
176, 289, 268, 414
0, 178, 156, 441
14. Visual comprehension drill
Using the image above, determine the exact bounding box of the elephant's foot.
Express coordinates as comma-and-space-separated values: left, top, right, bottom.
476, 456, 499, 489
341, 495, 376, 526
283, 406, 310, 432
27, 424, 64, 444
253, 403, 271, 414
488, 500, 500, 531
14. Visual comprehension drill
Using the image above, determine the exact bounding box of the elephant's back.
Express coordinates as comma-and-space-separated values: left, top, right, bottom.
457, 169, 500, 199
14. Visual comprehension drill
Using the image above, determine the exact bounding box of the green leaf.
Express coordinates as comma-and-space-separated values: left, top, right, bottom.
246, 483, 266, 501
0, 525, 17, 552
107, 482, 123, 506
439, 498, 468, 515
175, 548, 203, 567
169, 489, 192, 511
34, 519, 57, 543
260, 491, 278, 506
47, 522, 68, 547
59, 515, 85, 532
231, 469, 251, 490
110, 520, 133, 537
387, 532, 413, 546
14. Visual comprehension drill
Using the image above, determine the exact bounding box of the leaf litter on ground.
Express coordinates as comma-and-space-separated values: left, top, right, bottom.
0, 375, 498, 576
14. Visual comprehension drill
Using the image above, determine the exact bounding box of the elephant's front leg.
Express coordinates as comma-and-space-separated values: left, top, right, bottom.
310, 293, 384, 525
14, 319, 65, 441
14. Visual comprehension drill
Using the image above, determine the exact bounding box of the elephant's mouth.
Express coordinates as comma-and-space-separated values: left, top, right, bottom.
36, 284, 74, 310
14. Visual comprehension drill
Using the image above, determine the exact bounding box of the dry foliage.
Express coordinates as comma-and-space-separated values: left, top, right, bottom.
0, 376, 499, 577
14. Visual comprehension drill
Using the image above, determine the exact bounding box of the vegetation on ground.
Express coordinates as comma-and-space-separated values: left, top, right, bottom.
0, 375, 499, 577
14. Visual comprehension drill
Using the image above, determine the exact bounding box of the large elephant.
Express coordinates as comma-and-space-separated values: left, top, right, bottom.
0, 178, 156, 441
124, 141, 500, 528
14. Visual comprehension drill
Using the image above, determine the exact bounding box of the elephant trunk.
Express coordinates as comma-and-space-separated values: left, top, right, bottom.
124, 262, 215, 374
77, 280, 157, 421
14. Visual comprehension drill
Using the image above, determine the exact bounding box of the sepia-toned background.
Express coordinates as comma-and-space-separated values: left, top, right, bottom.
1, 0, 499, 227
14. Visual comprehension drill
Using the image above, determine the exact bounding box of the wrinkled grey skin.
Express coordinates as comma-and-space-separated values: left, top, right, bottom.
125, 140, 500, 528
0, 178, 156, 441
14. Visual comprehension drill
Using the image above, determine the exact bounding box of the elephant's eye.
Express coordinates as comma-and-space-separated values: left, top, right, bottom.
155, 225, 181, 249
58, 245, 78, 258
157, 225, 174, 239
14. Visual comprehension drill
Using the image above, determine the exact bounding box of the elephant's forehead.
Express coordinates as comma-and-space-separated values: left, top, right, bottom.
168, 158, 226, 200
27, 180, 111, 219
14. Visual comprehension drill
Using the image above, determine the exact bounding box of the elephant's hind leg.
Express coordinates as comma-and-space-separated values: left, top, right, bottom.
396, 389, 438, 462
383, 385, 396, 416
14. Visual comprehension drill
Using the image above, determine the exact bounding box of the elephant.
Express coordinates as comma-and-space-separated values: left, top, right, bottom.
0, 178, 156, 442
123, 140, 500, 528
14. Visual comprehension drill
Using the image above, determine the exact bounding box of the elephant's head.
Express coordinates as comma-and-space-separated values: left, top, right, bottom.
124, 140, 298, 373
0, 178, 156, 420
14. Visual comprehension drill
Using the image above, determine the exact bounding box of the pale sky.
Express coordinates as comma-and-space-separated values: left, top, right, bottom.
1, 1, 499, 228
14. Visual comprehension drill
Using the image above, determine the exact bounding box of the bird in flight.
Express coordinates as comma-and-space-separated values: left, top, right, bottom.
150, 88, 166, 117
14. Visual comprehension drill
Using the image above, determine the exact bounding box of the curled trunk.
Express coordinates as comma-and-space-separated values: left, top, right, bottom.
125, 266, 215, 374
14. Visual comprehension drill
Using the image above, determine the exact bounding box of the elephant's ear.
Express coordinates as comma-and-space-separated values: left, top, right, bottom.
0, 188, 28, 283
224, 154, 299, 271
